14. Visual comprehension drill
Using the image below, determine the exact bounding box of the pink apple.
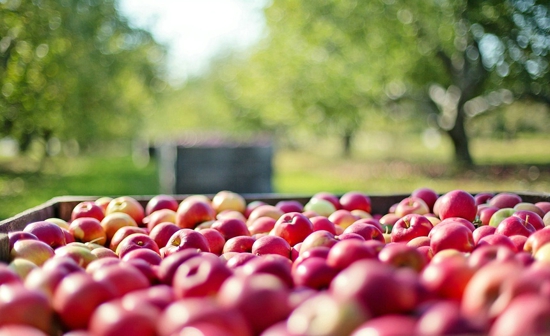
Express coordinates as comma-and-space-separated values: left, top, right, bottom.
145, 194, 179, 216
436, 190, 477, 222
71, 201, 105, 222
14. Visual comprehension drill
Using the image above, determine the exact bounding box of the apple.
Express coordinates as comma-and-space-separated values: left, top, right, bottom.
106, 196, 145, 226
394, 196, 430, 217
148, 222, 180, 249
10, 239, 54, 267
23, 221, 66, 249
144, 209, 177, 232
176, 197, 216, 229
353, 314, 418, 336
0, 283, 53, 334
251, 235, 291, 258
71, 201, 105, 222
248, 217, 277, 235
328, 209, 359, 229
309, 216, 337, 234
272, 212, 314, 247
275, 200, 304, 213
436, 190, 477, 222
391, 214, 433, 243
69, 217, 107, 246
211, 190, 247, 214
303, 198, 337, 217
311, 191, 342, 210
115, 233, 160, 259
489, 192, 522, 209
145, 194, 179, 216
108, 226, 147, 251
89, 298, 159, 336
199, 228, 226, 255
163, 229, 210, 257
172, 254, 233, 298
53, 271, 117, 330
287, 292, 369, 336
217, 273, 292, 335
223, 236, 256, 254
211, 218, 250, 241
100, 212, 138, 244
378, 243, 427, 272
429, 222, 475, 254
330, 259, 416, 316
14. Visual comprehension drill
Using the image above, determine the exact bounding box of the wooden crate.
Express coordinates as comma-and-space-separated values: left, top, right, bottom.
1, 191, 549, 263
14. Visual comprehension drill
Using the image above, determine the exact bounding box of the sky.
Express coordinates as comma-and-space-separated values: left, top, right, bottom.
117, 0, 268, 83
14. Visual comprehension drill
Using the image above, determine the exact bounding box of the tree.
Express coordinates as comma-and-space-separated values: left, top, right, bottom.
0, 0, 166, 154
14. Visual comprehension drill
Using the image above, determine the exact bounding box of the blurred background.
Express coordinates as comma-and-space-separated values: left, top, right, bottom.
1, 0, 550, 220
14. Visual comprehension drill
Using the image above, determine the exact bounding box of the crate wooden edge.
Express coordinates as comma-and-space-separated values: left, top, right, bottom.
2, 191, 549, 263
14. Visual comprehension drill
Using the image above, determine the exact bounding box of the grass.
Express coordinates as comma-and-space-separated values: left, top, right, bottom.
0, 132, 549, 221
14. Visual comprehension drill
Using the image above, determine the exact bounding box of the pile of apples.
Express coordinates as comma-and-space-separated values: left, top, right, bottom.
2, 189, 550, 336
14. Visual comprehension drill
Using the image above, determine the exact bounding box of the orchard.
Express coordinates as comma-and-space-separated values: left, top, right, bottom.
2, 189, 550, 335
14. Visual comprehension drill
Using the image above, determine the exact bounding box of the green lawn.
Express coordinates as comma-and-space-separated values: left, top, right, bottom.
0, 133, 549, 221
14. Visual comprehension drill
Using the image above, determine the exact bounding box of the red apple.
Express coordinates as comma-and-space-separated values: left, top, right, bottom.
145, 194, 179, 216
391, 214, 433, 243
23, 221, 66, 249
106, 196, 145, 226
163, 229, 210, 256
71, 201, 105, 222
272, 212, 314, 247
148, 222, 180, 249
436, 190, 477, 222
339, 191, 372, 213
176, 197, 216, 229
69, 217, 107, 246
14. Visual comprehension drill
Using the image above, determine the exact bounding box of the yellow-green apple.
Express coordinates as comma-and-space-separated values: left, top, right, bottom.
211, 218, 250, 241
10, 240, 54, 267
415, 300, 484, 336
272, 212, 314, 247
412, 187, 439, 211
251, 235, 291, 258
198, 228, 226, 255
172, 254, 233, 298
148, 222, 180, 249
378, 243, 427, 272
248, 217, 277, 235
145, 194, 179, 216
69, 217, 107, 246
391, 214, 433, 243
100, 212, 138, 244
353, 315, 418, 336
489, 294, 550, 336
0, 283, 53, 334
429, 221, 475, 254
329, 259, 416, 316
163, 229, 210, 257
312, 191, 342, 210
89, 298, 159, 336
106, 196, 145, 226
473, 225, 496, 245
115, 233, 160, 259
144, 208, 177, 232
109, 226, 147, 251
211, 190, 247, 214
53, 271, 117, 331
71, 201, 105, 222
275, 200, 304, 214
489, 192, 522, 209
394, 196, 430, 218
495, 215, 536, 237
339, 191, 372, 213
474, 192, 494, 206
309, 216, 337, 234
23, 221, 66, 249
468, 244, 515, 269
328, 209, 359, 229
217, 273, 292, 335
436, 190, 477, 222
223, 236, 255, 254
303, 198, 337, 217
176, 197, 217, 229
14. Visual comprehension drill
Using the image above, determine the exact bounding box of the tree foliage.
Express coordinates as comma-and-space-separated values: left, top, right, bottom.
0, 0, 166, 153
